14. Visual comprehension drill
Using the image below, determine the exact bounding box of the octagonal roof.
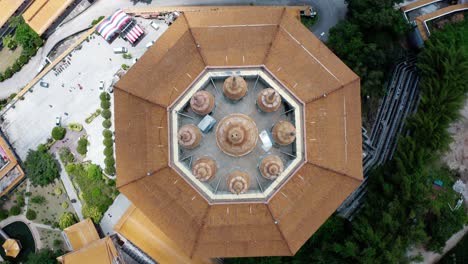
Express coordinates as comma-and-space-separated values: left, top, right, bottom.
114, 6, 363, 258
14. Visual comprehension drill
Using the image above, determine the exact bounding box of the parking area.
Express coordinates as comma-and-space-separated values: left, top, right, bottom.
1, 18, 168, 161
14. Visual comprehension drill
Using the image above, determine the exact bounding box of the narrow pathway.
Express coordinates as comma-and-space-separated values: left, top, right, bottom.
57, 159, 83, 220
22, 179, 31, 215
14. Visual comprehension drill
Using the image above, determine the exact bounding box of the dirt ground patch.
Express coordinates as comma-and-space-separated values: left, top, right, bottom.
27, 178, 75, 226
443, 99, 468, 204
0, 46, 23, 72
37, 227, 67, 251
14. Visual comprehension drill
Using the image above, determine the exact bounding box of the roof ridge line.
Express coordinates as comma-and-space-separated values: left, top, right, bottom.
265, 203, 294, 255
189, 206, 211, 258
306, 161, 362, 182
116, 165, 169, 189
114, 85, 169, 109
182, 13, 208, 66
304, 77, 360, 104
263, 7, 286, 65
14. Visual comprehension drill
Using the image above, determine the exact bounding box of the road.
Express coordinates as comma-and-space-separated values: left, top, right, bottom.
0, 0, 347, 98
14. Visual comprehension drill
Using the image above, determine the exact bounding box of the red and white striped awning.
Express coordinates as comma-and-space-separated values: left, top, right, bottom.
126, 24, 144, 43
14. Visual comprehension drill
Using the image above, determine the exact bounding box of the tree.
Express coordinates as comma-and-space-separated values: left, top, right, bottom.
103, 138, 113, 147
101, 100, 110, 109
100, 92, 110, 101
9, 205, 20, 216
103, 129, 113, 138
51, 126, 66, 140
2, 35, 17, 50
59, 212, 77, 230
101, 109, 111, 119
87, 164, 102, 181
26, 209, 37, 220
25, 249, 63, 264
102, 119, 112, 128
77, 138, 88, 156
59, 147, 74, 164
82, 205, 103, 223
24, 144, 59, 186
103, 146, 113, 156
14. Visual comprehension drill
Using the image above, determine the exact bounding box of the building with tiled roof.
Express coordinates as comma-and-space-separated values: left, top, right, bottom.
113, 5, 363, 260
22, 0, 75, 35
0, 135, 25, 197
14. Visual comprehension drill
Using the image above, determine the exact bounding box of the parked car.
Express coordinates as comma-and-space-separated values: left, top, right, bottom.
113, 47, 128, 54
55, 116, 61, 126
99, 80, 105, 90
150, 21, 160, 30
145, 41, 155, 48
39, 81, 49, 88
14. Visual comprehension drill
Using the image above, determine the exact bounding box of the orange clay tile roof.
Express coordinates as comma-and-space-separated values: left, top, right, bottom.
415, 3, 468, 40
57, 237, 121, 264
0, 0, 24, 29
400, 0, 441, 12
114, 6, 363, 258
22, 0, 74, 35
114, 204, 213, 264
64, 218, 100, 251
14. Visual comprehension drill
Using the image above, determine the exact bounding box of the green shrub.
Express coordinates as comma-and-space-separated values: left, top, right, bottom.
26, 209, 37, 220
103, 146, 113, 156
100, 92, 110, 101
59, 147, 74, 164
68, 123, 83, 131
101, 109, 111, 119
85, 109, 102, 124
82, 205, 103, 223
77, 137, 88, 156
91, 15, 105, 26
65, 163, 76, 174
51, 126, 66, 140
59, 212, 77, 230
87, 164, 102, 181
53, 239, 62, 248
121, 64, 129, 70
0, 210, 9, 220
54, 188, 62, 195
25, 192, 32, 197
30, 195, 46, 204
102, 119, 112, 128
61, 202, 69, 209
91, 187, 102, 199
16, 194, 25, 207
104, 156, 115, 167
122, 53, 132, 59
103, 138, 113, 147
103, 129, 112, 138
104, 166, 116, 176
9, 205, 21, 216
101, 100, 110, 109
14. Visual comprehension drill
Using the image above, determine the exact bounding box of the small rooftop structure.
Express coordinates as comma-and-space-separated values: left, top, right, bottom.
63, 218, 100, 251
2, 238, 21, 258
22, 0, 75, 35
